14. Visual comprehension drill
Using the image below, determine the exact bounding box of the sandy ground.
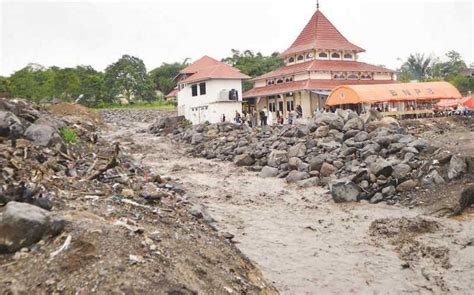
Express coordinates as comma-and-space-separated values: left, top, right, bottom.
104, 117, 474, 294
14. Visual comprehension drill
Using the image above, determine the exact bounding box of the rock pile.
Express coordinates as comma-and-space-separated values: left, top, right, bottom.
156, 109, 469, 204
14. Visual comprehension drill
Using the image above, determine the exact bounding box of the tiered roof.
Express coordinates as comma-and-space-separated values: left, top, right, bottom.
179, 56, 250, 83
280, 9, 364, 58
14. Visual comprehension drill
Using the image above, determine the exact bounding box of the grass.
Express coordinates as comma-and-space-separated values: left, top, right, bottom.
60, 127, 78, 144
92, 100, 176, 110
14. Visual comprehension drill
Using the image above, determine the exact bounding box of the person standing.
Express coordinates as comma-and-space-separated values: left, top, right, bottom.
288, 110, 294, 125
296, 105, 303, 118
267, 110, 273, 125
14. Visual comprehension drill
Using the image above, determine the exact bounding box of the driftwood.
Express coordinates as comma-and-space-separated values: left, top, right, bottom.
86, 142, 120, 181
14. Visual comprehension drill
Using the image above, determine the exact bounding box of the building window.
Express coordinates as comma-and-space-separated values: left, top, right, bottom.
331, 52, 341, 59
268, 97, 276, 112
191, 84, 198, 96
361, 74, 372, 80
285, 76, 293, 82
287, 100, 294, 111
344, 53, 353, 59
297, 55, 304, 61
288, 57, 295, 63
333, 73, 346, 80
318, 52, 328, 58
199, 82, 206, 95
347, 73, 359, 80
276, 79, 284, 84
306, 52, 314, 59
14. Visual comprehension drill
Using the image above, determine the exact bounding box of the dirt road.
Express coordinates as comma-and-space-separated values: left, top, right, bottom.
104, 114, 474, 294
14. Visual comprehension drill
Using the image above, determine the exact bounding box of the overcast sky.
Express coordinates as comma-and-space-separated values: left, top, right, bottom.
0, 0, 472, 76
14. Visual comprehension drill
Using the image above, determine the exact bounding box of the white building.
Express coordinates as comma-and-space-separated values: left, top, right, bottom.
176, 56, 250, 124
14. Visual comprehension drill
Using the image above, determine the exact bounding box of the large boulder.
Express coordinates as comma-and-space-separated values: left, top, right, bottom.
149, 115, 186, 135
191, 133, 204, 145
259, 166, 279, 178
447, 155, 467, 179
288, 157, 303, 170
361, 109, 383, 124
392, 163, 412, 179
315, 113, 344, 131
366, 117, 400, 133
0, 202, 63, 253
342, 117, 364, 132
0, 111, 24, 137
287, 142, 306, 158
233, 153, 255, 166
396, 179, 418, 192
370, 159, 393, 177
315, 125, 329, 137
286, 171, 309, 183
330, 179, 360, 203
309, 154, 327, 171
24, 123, 62, 146
320, 162, 337, 177
267, 150, 288, 167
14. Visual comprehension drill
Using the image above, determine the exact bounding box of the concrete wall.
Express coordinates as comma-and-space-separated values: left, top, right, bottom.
310, 71, 331, 79
254, 80, 266, 88
177, 79, 244, 124
373, 73, 393, 80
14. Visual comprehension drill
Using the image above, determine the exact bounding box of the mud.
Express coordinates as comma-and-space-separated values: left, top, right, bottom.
103, 111, 474, 294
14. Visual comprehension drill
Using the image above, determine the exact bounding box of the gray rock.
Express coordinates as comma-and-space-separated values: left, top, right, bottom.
392, 163, 412, 179
296, 177, 320, 188
342, 117, 364, 131
286, 171, 309, 183
24, 124, 62, 147
189, 204, 215, 223
330, 179, 360, 202
233, 153, 255, 166
315, 125, 329, 137
0, 202, 58, 253
288, 157, 303, 170
382, 185, 396, 196
259, 166, 279, 178
353, 131, 369, 142
309, 154, 327, 171
296, 125, 310, 137
191, 133, 204, 145
0, 111, 23, 137
320, 162, 337, 177
315, 113, 344, 131
287, 142, 306, 158
370, 192, 384, 203
396, 179, 418, 192
370, 159, 393, 177
267, 150, 288, 167
408, 139, 429, 151
447, 155, 467, 180
422, 169, 445, 185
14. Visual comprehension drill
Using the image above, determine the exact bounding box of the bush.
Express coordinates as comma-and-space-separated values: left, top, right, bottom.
60, 127, 78, 144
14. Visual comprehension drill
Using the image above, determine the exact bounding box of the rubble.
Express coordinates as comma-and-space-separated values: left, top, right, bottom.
155, 109, 470, 205
0, 98, 275, 293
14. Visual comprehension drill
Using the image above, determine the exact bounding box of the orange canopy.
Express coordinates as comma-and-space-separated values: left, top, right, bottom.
437, 96, 471, 108
463, 96, 474, 109
326, 81, 462, 106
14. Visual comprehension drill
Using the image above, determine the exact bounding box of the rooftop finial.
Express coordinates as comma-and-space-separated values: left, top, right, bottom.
317, 0, 319, 9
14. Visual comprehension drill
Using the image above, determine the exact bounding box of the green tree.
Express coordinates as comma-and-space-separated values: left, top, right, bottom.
397, 53, 435, 82
9, 66, 39, 100
149, 60, 188, 96
74, 65, 104, 104
0, 76, 11, 97
222, 49, 285, 91
53, 68, 81, 101
449, 75, 474, 95
438, 51, 467, 79
104, 55, 153, 102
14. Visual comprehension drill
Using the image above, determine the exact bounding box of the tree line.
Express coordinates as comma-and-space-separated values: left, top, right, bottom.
397, 50, 473, 94
0, 50, 284, 106
0, 49, 471, 106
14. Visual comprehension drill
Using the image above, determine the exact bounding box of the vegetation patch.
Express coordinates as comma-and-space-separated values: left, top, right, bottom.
60, 127, 78, 144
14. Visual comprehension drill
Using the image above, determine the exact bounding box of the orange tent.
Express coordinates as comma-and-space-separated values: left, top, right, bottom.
326, 81, 462, 106
437, 96, 471, 108
463, 96, 474, 109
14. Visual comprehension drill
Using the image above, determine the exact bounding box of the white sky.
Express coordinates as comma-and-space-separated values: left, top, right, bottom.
0, 0, 472, 76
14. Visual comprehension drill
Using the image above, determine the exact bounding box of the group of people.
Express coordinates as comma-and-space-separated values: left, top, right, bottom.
230, 104, 305, 126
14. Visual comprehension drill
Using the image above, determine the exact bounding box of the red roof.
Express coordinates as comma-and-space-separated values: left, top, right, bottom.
243, 79, 398, 99
165, 88, 178, 98
253, 60, 394, 81
281, 9, 364, 58
179, 55, 250, 83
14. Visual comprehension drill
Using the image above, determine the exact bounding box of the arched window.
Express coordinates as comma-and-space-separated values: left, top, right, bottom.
331, 52, 341, 59
297, 55, 304, 61
276, 79, 284, 84
285, 76, 293, 82
361, 74, 372, 80
318, 52, 328, 58
347, 73, 358, 80
288, 57, 295, 63
344, 53, 353, 59
333, 73, 345, 80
